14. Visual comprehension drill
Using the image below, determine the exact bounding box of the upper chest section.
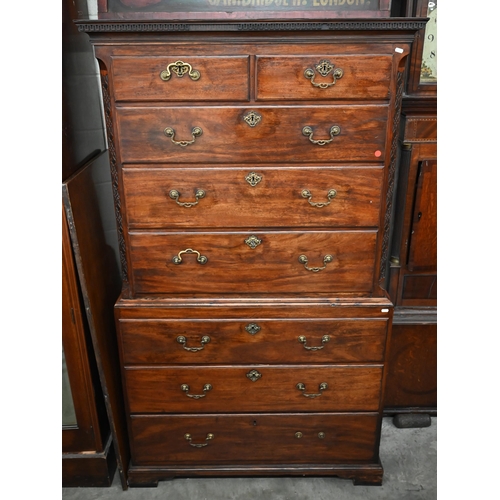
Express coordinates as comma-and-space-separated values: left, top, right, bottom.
91, 33, 412, 105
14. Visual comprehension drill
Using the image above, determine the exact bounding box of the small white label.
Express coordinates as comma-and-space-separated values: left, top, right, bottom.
395, 47, 404, 54
381, 308, 389, 313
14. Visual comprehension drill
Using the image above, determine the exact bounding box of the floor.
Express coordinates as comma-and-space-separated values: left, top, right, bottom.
62, 416, 437, 500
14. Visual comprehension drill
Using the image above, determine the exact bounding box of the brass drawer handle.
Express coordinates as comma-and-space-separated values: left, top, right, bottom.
304, 59, 344, 89
302, 125, 340, 146
181, 383, 212, 399
298, 254, 333, 272
296, 382, 328, 398
301, 189, 337, 208
295, 431, 326, 439
177, 335, 211, 352
164, 126, 202, 147
298, 335, 330, 351
172, 248, 208, 265
160, 60, 201, 81
184, 433, 214, 448
169, 189, 206, 208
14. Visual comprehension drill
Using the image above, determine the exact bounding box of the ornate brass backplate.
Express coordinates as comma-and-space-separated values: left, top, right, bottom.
245, 323, 261, 335
245, 171, 262, 187
246, 369, 262, 382
245, 235, 262, 249
304, 59, 344, 89
243, 111, 262, 127
160, 60, 201, 81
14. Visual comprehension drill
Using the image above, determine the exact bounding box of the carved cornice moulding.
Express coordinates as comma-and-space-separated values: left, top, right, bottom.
77, 19, 427, 33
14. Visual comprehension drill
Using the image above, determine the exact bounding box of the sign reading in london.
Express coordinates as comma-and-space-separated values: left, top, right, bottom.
111, 0, 380, 12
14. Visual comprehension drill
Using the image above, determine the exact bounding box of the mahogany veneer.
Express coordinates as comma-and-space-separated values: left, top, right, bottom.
78, 9, 424, 486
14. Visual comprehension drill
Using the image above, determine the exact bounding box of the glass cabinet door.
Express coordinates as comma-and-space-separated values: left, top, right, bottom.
62, 347, 77, 427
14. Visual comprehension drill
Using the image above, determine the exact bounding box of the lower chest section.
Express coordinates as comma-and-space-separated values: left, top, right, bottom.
117, 300, 391, 471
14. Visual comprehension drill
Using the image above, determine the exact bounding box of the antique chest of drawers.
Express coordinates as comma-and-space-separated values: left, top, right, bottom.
78, 7, 424, 487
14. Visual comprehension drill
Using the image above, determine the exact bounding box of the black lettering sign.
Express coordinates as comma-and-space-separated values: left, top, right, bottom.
111, 0, 379, 12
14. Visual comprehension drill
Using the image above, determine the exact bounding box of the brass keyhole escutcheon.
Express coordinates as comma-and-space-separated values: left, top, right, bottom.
245, 235, 262, 249
245, 172, 262, 187
246, 369, 262, 382
243, 111, 262, 127
245, 323, 261, 335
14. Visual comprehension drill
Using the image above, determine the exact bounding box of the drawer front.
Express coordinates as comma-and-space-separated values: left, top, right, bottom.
256, 55, 392, 101
119, 318, 388, 365
111, 56, 250, 102
129, 413, 379, 465
115, 105, 388, 164
127, 230, 377, 294
124, 365, 383, 413
123, 166, 384, 229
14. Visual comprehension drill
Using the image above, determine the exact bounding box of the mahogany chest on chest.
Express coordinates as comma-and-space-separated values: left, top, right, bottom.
78, 4, 425, 486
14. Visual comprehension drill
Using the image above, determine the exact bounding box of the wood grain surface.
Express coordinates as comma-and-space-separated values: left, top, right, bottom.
122, 165, 384, 229
129, 413, 379, 465
115, 105, 388, 164
124, 365, 383, 413
127, 229, 378, 294
119, 317, 388, 365
112, 55, 250, 102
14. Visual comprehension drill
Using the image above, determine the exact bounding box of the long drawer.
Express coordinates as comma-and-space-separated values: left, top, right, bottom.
127, 230, 377, 294
115, 105, 388, 164
122, 166, 384, 229
124, 365, 383, 413
118, 318, 388, 365
129, 413, 379, 465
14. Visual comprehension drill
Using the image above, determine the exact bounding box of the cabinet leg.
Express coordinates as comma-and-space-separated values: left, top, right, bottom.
350, 468, 384, 486
352, 474, 383, 486
127, 478, 160, 488
393, 413, 431, 428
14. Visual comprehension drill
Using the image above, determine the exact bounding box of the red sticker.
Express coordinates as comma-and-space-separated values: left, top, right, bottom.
374, 150, 382, 157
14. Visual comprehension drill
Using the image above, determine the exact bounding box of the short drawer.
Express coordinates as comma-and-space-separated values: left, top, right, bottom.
119, 318, 388, 365
115, 105, 388, 164
124, 365, 383, 413
122, 166, 384, 229
127, 230, 377, 294
129, 413, 379, 466
111, 56, 250, 102
256, 55, 392, 101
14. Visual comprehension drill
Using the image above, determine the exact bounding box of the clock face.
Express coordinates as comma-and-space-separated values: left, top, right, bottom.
420, 1, 437, 83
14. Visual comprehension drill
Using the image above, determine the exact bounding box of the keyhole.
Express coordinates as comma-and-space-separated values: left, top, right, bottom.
417, 212, 422, 221
253, 420, 257, 426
